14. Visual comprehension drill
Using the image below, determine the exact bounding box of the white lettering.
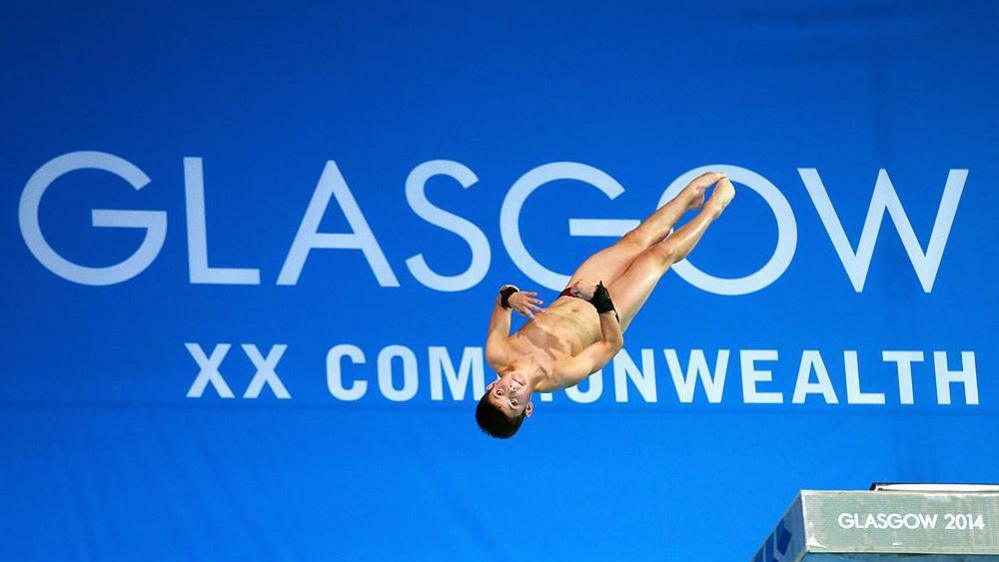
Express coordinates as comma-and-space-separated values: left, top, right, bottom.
664, 349, 729, 403
792, 350, 839, 404
428, 346, 485, 400
278, 161, 398, 286
501, 162, 627, 290
326, 344, 367, 401
19, 151, 167, 285
740, 350, 783, 404
613, 349, 658, 403
565, 369, 603, 403
844, 350, 884, 404
404, 161, 490, 292
882, 350, 924, 405
659, 165, 797, 295
934, 351, 978, 405
241, 344, 291, 399
184, 158, 260, 284
185, 343, 235, 398
800, 168, 967, 292
377, 345, 418, 401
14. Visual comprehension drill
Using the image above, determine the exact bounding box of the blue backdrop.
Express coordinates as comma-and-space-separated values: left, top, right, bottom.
2, 1, 998, 560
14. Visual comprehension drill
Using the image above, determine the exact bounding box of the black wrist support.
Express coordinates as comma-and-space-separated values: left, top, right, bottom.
499, 285, 519, 309
588, 281, 616, 315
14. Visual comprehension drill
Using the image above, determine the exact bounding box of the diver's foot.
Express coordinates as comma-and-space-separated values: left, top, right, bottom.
680, 171, 724, 211
706, 177, 735, 217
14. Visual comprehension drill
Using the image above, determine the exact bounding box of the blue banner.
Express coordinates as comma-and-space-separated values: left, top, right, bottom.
2, 2, 998, 560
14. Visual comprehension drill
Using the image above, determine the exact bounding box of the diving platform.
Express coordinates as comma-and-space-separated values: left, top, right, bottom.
753, 484, 999, 561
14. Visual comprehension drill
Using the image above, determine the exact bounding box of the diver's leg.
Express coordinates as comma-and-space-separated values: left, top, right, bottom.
565, 172, 724, 289
608, 179, 735, 331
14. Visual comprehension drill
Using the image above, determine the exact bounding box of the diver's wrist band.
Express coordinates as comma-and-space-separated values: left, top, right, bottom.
499, 285, 520, 309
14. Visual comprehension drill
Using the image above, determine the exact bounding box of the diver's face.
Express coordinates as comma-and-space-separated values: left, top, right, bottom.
486, 372, 534, 418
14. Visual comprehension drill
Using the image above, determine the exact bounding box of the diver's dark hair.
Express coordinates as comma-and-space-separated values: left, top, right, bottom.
475, 392, 525, 439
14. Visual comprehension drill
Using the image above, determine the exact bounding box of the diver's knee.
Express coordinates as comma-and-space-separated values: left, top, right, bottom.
655, 240, 680, 264
620, 229, 653, 251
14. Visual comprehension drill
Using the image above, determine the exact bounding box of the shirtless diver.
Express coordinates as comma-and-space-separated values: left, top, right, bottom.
477, 172, 735, 438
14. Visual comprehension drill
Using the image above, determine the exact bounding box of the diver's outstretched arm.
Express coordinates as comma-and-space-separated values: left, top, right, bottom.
550, 306, 622, 390
485, 285, 544, 368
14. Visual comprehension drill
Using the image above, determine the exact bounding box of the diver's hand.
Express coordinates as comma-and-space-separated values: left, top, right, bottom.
509, 291, 544, 318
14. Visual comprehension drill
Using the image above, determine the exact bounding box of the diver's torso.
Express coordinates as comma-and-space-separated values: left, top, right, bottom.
508, 295, 602, 390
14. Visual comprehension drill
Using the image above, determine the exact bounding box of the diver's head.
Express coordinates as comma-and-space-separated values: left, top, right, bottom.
475, 370, 534, 439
